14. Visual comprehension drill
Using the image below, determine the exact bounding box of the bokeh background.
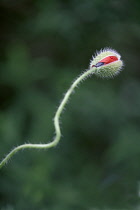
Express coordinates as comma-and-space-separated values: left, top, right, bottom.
0, 0, 140, 209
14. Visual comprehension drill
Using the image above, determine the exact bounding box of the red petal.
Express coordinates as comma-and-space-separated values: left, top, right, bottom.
99, 56, 118, 65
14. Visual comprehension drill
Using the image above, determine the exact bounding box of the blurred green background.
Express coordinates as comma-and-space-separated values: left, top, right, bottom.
0, 0, 140, 209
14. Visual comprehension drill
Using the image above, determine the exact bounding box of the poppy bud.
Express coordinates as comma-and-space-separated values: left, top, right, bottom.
90, 48, 123, 78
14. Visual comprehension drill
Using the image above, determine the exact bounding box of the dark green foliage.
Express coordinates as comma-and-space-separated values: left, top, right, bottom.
0, 0, 140, 209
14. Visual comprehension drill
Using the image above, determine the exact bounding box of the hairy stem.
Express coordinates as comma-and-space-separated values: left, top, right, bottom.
0, 67, 95, 169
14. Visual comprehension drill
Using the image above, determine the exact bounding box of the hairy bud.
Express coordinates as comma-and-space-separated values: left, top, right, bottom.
90, 48, 123, 78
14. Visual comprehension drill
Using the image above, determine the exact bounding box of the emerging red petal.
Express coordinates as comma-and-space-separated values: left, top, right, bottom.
99, 56, 118, 65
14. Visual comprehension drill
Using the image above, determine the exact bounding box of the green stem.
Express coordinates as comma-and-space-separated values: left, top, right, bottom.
0, 68, 95, 169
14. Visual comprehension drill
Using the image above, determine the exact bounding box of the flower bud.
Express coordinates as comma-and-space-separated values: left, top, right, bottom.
90, 48, 123, 78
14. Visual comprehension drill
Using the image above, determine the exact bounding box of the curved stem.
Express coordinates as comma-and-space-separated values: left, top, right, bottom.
0, 68, 95, 169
